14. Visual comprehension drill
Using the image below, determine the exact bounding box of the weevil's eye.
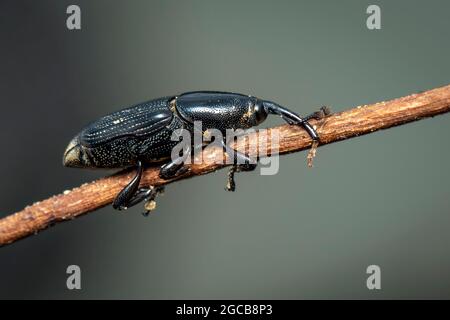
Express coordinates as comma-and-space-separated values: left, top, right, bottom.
253, 100, 268, 125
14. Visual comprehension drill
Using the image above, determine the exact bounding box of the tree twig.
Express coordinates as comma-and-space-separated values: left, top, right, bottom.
1, 84, 450, 246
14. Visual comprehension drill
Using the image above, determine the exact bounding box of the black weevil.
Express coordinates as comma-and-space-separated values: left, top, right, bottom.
63, 91, 330, 215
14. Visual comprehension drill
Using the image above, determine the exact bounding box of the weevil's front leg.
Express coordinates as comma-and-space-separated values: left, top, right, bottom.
113, 160, 145, 210
221, 140, 257, 192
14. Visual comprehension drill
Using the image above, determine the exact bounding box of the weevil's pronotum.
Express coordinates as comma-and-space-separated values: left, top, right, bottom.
63, 91, 330, 215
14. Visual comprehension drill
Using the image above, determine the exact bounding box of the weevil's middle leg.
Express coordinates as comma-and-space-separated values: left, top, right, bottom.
159, 143, 191, 180
159, 160, 188, 179
221, 140, 257, 192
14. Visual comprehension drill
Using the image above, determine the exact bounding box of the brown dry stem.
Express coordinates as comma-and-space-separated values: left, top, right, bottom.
1, 84, 450, 246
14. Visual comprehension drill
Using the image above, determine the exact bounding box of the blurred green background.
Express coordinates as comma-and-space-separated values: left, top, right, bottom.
0, 0, 449, 299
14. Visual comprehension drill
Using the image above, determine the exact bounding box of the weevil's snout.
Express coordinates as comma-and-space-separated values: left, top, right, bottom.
63, 136, 91, 168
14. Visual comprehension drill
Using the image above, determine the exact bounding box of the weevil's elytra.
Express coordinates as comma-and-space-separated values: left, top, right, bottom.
63, 91, 330, 215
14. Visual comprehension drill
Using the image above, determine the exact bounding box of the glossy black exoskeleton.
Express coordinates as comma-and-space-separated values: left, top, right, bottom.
63, 91, 330, 215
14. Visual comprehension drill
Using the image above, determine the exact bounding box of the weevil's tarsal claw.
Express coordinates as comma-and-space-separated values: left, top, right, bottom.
226, 166, 237, 192
142, 200, 157, 216
141, 186, 165, 217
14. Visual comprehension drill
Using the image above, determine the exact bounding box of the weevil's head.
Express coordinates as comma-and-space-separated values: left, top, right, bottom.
63, 135, 93, 168
243, 97, 268, 127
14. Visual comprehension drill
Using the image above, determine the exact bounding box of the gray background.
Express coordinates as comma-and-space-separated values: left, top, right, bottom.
0, 0, 449, 299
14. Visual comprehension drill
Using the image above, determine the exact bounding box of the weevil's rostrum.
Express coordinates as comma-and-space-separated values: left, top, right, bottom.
63, 91, 329, 215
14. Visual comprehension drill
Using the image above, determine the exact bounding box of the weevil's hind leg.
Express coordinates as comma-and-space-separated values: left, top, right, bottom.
112, 160, 165, 214
115, 186, 165, 216
221, 140, 257, 192
113, 160, 144, 210
159, 143, 191, 180
123, 186, 162, 209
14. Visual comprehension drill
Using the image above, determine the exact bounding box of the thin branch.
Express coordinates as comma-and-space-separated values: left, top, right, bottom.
1, 84, 450, 246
